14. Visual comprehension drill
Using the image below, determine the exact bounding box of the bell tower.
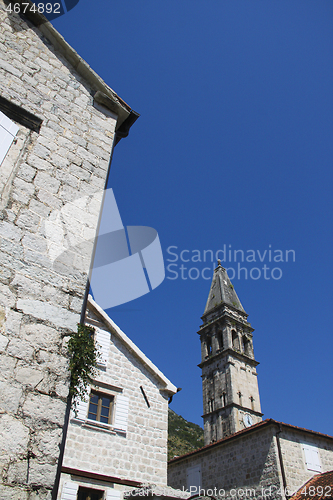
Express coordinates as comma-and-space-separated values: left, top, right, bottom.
199, 261, 262, 445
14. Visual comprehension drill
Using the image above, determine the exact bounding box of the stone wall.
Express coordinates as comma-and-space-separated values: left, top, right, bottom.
61, 305, 169, 492
168, 422, 333, 500
279, 427, 333, 496
168, 425, 283, 500
0, 3, 126, 498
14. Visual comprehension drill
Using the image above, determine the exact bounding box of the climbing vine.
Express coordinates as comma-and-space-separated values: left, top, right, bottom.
67, 323, 99, 414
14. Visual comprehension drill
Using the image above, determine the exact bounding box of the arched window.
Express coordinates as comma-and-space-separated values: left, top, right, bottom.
232, 330, 239, 351
242, 335, 251, 356
207, 398, 214, 412
217, 330, 224, 351
206, 336, 212, 356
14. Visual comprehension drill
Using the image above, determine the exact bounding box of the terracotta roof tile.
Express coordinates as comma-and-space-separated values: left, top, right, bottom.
290, 471, 333, 500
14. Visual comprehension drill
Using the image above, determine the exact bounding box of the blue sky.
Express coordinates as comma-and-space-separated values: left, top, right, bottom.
52, 1, 333, 435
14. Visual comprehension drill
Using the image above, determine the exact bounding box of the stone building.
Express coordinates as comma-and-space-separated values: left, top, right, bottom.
167, 263, 333, 499
0, 2, 138, 498
58, 296, 178, 500
168, 419, 333, 500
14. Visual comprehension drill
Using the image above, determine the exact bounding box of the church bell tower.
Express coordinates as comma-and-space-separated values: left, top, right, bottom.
199, 261, 262, 445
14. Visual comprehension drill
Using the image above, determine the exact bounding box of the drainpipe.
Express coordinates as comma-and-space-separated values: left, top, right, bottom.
275, 423, 289, 500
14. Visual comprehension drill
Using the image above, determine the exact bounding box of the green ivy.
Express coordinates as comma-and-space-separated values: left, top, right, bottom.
67, 324, 99, 414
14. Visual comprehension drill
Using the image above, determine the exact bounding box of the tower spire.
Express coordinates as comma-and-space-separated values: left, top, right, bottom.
198, 263, 262, 445
204, 261, 245, 315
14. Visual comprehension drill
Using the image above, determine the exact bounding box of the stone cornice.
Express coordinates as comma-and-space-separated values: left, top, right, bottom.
199, 309, 253, 334
198, 348, 259, 369
202, 404, 263, 419
4, 0, 138, 131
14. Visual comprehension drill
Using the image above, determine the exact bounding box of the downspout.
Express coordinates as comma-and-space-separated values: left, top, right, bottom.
275, 423, 289, 500
51, 110, 139, 500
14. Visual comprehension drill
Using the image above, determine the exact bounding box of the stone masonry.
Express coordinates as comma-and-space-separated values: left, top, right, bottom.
200, 263, 262, 445
0, 3, 137, 499
167, 420, 333, 500
168, 423, 282, 499
58, 297, 178, 498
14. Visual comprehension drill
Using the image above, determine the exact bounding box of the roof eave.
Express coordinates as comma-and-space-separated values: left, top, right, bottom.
87, 296, 178, 396
9, 0, 138, 131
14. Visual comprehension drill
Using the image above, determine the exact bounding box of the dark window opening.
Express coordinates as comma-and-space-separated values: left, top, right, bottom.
232, 330, 239, 351
77, 486, 104, 500
217, 330, 224, 350
206, 336, 212, 356
242, 335, 251, 356
207, 398, 214, 412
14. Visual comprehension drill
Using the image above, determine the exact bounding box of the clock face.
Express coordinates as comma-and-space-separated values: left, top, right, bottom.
243, 414, 253, 428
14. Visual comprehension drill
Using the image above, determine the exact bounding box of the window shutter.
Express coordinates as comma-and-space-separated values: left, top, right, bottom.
302, 443, 321, 472
106, 489, 121, 500
95, 328, 110, 367
0, 111, 19, 166
75, 395, 89, 421
113, 394, 129, 433
60, 481, 79, 500
186, 465, 201, 491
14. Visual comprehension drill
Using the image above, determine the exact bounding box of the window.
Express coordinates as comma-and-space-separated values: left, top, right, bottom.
232, 330, 239, 351
242, 335, 251, 356
0, 110, 19, 167
186, 465, 201, 492
206, 336, 212, 356
74, 387, 129, 433
88, 390, 113, 424
78, 486, 104, 500
217, 330, 224, 350
302, 443, 322, 473
94, 327, 110, 367
61, 482, 121, 500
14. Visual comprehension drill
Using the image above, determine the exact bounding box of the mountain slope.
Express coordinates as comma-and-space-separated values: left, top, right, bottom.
168, 408, 204, 461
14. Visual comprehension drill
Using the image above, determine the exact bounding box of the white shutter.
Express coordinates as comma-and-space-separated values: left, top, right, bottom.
302, 443, 321, 472
95, 328, 110, 367
75, 394, 89, 421
60, 481, 79, 500
186, 464, 201, 492
106, 489, 121, 500
113, 394, 129, 433
0, 111, 19, 166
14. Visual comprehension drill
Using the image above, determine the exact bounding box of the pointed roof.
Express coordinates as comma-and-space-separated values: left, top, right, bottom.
204, 261, 245, 315
87, 296, 178, 396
